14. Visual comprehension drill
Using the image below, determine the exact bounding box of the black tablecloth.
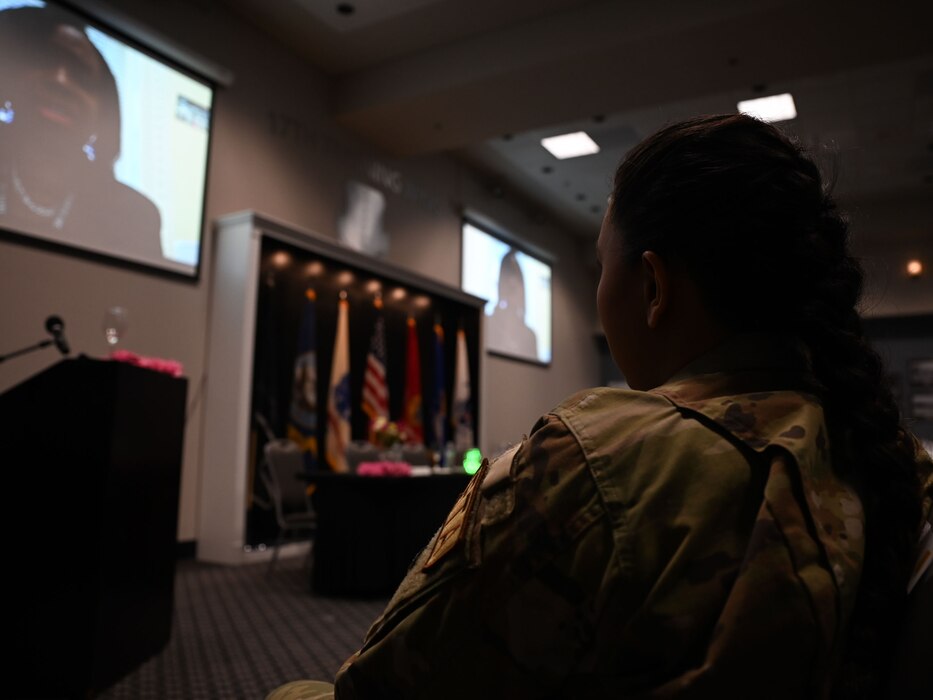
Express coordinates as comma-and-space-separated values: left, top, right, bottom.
309, 473, 472, 597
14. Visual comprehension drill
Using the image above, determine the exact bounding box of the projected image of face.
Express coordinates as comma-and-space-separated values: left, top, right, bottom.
0, 1, 214, 276
28, 24, 105, 153
0, 3, 162, 260
488, 250, 538, 359
461, 222, 553, 364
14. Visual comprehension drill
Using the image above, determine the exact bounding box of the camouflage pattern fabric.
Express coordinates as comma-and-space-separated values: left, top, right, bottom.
330, 335, 932, 699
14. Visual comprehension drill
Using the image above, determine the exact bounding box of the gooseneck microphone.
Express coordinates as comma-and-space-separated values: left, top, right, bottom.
0, 314, 71, 363
45, 315, 70, 356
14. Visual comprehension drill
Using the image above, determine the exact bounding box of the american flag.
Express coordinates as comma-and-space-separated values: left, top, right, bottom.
362, 313, 389, 421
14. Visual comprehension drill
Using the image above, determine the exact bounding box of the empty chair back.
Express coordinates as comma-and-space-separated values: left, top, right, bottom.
263, 439, 312, 526
346, 441, 381, 472
401, 444, 432, 466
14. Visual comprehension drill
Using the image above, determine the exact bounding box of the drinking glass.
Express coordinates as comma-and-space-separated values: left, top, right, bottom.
103, 306, 128, 347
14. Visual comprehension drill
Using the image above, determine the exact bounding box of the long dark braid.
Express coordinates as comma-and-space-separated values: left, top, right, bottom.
611, 114, 923, 698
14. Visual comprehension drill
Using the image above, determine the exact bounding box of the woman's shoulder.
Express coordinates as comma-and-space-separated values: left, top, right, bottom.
547, 386, 686, 455
552, 386, 672, 420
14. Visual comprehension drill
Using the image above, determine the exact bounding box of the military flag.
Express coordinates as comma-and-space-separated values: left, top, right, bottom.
400, 316, 424, 444
452, 326, 473, 452
431, 321, 447, 458
362, 300, 389, 427
287, 288, 319, 471
325, 296, 351, 472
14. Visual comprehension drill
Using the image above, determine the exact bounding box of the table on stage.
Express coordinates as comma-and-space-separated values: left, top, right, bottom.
307, 471, 472, 597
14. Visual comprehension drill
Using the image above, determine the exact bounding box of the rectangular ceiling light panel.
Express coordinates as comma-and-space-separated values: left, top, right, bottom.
541, 131, 600, 159
737, 93, 797, 122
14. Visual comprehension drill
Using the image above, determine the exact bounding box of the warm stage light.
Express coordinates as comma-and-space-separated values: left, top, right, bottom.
270, 251, 291, 268
907, 259, 923, 278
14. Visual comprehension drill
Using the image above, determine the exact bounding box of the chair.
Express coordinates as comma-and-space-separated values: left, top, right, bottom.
400, 444, 433, 466
261, 439, 317, 573
346, 440, 381, 472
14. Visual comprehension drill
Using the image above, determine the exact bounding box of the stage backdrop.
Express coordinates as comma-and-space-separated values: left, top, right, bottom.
247, 236, 481, 547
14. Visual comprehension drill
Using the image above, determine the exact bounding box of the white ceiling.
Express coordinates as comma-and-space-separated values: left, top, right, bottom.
220, 0, 933, 237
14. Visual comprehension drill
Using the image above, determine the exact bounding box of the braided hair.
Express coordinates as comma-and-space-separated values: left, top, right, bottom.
610, 114, 923, 698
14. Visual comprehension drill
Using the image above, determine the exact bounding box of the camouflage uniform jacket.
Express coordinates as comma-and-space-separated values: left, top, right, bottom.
333, 336, 931, 699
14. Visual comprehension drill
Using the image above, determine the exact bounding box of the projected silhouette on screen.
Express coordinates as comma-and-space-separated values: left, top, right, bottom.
0, 5, 162, 260
487, 250, 538, 360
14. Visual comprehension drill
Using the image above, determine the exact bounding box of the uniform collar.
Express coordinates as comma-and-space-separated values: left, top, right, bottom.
657, 334, 819, 403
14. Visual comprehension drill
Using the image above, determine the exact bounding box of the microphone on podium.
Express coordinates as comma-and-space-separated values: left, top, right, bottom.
45, 315, 71, 356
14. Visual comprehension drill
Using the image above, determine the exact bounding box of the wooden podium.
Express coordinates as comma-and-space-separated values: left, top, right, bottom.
1, 357, 186, 698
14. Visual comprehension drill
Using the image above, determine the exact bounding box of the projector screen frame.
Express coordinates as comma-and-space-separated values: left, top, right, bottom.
460, 216, 554, 367
0, 0, 218, 282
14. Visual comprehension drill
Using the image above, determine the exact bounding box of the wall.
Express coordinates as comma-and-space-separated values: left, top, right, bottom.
863, 315, 933, 444
0, 0, 601, 543
845, 193, 933, 317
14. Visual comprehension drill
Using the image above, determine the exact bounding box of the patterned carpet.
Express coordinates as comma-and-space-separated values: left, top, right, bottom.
98, 555, 388, 700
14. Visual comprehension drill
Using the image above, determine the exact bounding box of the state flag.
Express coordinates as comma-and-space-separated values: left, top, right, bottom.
400, 316, 424, 445
325, 297, 351, 472
431, 321, 447, 455
287, 288, 319, 471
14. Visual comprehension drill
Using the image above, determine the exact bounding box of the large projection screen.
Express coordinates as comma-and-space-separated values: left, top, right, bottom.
0, 0, 213, 278
461, 220, 552, 365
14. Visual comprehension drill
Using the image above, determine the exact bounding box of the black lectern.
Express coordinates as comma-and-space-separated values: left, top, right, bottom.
1, 357, 186, 698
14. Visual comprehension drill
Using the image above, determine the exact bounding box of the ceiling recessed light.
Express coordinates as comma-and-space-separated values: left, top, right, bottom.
336, 3, 355, 15
738, 93, 797, 122
907, 259, 923, 278
541, 131, 600, 159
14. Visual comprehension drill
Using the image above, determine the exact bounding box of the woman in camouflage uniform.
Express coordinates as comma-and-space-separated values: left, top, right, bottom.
270, 115, 932, 699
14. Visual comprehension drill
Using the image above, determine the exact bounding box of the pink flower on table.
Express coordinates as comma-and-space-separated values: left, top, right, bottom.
357, 462, 412, 477
110, 350, 183, 377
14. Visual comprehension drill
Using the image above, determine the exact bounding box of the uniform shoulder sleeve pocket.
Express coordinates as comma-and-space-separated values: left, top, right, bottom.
482, 443, 521, 493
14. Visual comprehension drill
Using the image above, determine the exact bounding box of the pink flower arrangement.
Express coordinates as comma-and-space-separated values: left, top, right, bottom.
110, 349, 184, 378
357, 461, 412, 477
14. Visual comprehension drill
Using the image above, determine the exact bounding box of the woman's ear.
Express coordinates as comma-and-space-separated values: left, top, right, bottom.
641, 251, 668, 329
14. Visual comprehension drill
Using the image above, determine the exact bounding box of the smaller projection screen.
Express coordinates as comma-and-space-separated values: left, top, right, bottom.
461, 220, 552, 365
0, 0, 213, 277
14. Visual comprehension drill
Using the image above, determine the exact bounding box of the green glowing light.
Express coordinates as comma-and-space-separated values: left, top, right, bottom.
462, 448, 483, 475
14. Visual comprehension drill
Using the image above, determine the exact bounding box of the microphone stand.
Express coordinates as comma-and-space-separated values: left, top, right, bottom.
0, 338, 55, 364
